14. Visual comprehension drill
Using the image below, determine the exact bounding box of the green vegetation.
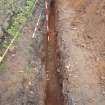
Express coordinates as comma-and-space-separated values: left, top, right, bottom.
7, 0, 35, 37
0, 0, 35, 57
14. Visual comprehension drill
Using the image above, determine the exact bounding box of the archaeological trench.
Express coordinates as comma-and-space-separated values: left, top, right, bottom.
1, 0, 105, 105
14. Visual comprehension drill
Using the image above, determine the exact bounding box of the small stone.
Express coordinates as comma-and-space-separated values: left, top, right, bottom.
12, 54, 16, 57
65, 64, 71, 69
30, 91, 34, 94
66, 66, 69, 69
18, 70, 24, 73
96, 57, 100, 61
28, 81, 32, 86
71, 27, 77, 30
57, 69, 60, 72
101, 76, 105, 80
46, 74, 50, 80
46, 71, 49, 73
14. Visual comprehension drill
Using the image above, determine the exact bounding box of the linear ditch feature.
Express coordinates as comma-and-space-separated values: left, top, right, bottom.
45, 1, 64, 105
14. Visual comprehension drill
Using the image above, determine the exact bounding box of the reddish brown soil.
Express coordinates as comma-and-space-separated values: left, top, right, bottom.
45, 1, 64, 105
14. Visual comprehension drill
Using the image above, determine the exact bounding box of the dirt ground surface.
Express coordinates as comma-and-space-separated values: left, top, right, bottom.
1, 0, 105, 105
0, 0, 46, 105
56, 0, 105, 105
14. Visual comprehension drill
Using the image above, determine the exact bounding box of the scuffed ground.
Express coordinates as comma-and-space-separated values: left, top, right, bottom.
0, 0, 46, 105
56, 0, 105, 105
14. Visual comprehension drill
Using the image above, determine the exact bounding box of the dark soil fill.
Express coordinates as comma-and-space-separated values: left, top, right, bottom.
45, 1, 64, 105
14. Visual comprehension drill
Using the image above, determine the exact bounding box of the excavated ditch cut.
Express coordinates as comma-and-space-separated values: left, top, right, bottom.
45, 1, 64, 105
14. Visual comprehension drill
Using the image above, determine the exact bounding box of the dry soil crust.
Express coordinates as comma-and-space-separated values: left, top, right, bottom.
56, 0, 105, 105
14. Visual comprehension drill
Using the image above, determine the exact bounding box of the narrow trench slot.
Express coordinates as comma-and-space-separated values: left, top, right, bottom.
45, 1, 64, 105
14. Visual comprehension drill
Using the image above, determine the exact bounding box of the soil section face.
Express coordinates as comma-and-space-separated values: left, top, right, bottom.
45, 1, 64, 105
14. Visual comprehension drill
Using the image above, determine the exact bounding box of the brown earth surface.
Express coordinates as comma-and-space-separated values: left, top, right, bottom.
56, 0, 105, 105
